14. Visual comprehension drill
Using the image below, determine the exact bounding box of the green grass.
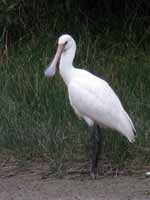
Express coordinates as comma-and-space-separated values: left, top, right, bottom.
0, 31, 150, 169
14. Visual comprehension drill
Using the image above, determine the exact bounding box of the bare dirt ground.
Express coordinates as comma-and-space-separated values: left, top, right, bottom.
0, 160, 150, 200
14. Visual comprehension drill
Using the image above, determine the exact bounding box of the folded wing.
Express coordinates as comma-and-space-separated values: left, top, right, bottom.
68, 73, 135, 142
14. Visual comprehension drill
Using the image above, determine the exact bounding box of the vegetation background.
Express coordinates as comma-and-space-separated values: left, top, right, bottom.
0, 0, 150, 171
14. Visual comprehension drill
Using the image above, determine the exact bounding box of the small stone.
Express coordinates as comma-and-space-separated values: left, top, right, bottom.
145, 171, 150, 177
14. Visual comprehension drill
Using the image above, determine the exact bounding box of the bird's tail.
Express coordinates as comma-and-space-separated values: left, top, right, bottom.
122, 110, 136, 143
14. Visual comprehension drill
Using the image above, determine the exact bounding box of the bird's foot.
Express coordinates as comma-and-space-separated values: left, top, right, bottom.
90, 171, 97, 179
90, 166, 97, 179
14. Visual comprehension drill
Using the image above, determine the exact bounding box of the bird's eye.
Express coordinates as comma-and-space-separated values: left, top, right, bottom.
65, 41, 68, 45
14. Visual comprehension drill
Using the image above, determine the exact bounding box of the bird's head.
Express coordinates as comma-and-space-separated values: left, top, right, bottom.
44, 34, 75, 77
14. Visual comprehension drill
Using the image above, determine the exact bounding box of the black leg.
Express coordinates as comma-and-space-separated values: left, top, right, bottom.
90, 125, 103, 179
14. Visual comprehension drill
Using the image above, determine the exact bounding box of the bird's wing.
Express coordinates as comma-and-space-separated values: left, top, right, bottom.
72, 69, 123, 110
68, 77, 122, 128
68, 74, 135, 142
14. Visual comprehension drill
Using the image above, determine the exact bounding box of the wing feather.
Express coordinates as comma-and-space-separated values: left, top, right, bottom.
68, 72, 135, 142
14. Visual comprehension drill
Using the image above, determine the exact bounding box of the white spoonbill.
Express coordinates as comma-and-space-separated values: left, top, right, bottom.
45, 34, 136, 178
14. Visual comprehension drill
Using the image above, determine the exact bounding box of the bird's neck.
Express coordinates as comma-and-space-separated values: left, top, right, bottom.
59, 44, 76, 85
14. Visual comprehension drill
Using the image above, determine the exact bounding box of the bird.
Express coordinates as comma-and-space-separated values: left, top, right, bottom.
44, 34, 136, 178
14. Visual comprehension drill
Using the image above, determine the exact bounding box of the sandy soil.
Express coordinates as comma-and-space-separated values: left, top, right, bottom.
0, 161, 150, 200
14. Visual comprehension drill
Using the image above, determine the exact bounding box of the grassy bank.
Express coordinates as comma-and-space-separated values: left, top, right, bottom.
0, 31, 150, 168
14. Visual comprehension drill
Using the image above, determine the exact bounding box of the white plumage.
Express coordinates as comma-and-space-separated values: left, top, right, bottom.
45, 34, 136, 143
